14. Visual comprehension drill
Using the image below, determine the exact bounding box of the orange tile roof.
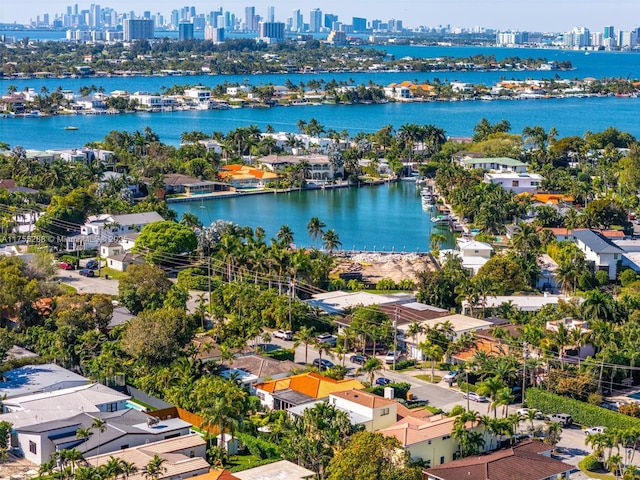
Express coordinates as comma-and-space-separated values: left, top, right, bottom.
531, 193, 574, 205
222, 164, 244, 171
256, 372, 364, 399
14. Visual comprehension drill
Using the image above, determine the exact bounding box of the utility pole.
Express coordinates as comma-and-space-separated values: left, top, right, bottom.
208, 256, 212, 319
522, 342, 528, 405
466, 371, 470, 411
598, 357, 605, 392
392, 306, 398, 372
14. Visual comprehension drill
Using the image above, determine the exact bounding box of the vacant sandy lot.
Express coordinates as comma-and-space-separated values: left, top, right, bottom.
333, 252, 436, 285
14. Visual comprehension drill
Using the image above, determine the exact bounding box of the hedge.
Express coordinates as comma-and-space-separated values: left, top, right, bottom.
367, 382, 411, 399
526, 388, 640, 430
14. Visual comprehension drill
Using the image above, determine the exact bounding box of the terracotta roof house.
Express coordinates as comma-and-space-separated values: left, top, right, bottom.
219, 354, 298, 391
255, 372, 364, 410
379, 414, 481, 466
424, 441, 574, 480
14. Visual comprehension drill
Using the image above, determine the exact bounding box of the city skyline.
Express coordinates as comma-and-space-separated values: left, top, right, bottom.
1, 0, 640, 32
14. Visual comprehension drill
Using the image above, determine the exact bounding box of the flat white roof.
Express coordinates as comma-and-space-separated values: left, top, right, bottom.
307, 290, 415, 314
0, 363, 88, 399
468, 295, 580, 311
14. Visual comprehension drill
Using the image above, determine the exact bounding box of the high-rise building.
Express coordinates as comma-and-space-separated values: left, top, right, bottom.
171, 10, 179, 29
123, 18, 154, 41
291, 9, 303, 32
563, 26, 590, 48
309, 8, 322, 32
179, 21, 194, 40
259, 21, 285, 43
324, 13, 337, 29
245, 6, 256, 32
352, 17, 366, 32
205, 25, 224, 43
604, 25, 615, 39
267, 6, 275, 23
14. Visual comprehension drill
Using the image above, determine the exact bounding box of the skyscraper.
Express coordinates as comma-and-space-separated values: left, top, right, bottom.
309, 8, 322, 33
259, 21, 285, 43
291, 9, 302, 32
267, 6, 275, 23
123, 18, 154, 41
245, 6, 256, 32
179, 21, 194, 41
352, 17, 366, 32
324, 13, 337, 29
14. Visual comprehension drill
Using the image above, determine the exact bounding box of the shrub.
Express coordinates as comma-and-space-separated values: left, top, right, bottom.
619, 403, 640, 418
392, 359, 416, 371
367, 382, 411, 399
397, 279, 416, 291
376, 278, 396, 291
176, 268, 219, 291
263, 349, 294, 361
457, 380, 479, 393
619, 269, 638, 287
587, 392, 603, 406
580, 455, 603, 472
595, 270, 610, 286
526, 389, 640, 430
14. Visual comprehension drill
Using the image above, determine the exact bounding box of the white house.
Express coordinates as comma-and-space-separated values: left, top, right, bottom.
184, 86, 211, 104
484, 172, 544, 194
130, 91, 163, 108
457, 156, 527, 173
572, 229, 625, 280
0, 364, 89, 400
106, 252, 146, 272
328, 389, 401, 432
81, 212, 164, 241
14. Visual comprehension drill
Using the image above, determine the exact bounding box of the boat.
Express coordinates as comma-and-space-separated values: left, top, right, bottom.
430, 214, 451, 224
64, 126, 78, 130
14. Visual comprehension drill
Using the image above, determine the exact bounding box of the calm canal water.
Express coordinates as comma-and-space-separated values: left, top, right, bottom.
172, 181, 455, 251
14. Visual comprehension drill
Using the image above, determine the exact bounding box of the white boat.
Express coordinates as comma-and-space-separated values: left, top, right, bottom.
430, 214, 451, 224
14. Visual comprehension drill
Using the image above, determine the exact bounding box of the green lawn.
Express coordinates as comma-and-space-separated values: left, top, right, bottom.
577, 458, 615, 480
415, 374, 443, 383
97, 267, 124, 280
227, 455, 279, 473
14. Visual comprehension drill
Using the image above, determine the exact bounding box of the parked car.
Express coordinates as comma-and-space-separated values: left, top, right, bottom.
59, 262, 74, 270
349, 354, 368, 365
384, 351, 401, 365
78, 268, 95, 277
312, 358, 334, 371
375, 377, 391, 386
316, 333, 337, 347
273, 329, 293, 340
516, 408, 544, 419
463, 392, 488, 403
442, 371, 460, 382
86, 259, 99, 270
585, 426, 606, 436
545, 413, 573, 426
355, 344, 388, 355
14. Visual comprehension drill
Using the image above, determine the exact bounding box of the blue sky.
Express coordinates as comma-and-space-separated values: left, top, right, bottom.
2, 0, 639, 31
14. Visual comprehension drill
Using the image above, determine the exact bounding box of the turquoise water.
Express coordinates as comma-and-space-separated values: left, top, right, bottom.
172, 181, 455, 251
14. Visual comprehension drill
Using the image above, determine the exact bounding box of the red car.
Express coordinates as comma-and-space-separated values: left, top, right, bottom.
59, 262, 75, 270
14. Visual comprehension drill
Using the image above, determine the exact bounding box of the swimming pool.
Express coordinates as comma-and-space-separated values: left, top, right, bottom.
627, 392, 640, 401
125, 400, 148, 412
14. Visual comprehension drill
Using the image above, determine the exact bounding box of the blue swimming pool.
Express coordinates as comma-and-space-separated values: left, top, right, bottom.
627, 392, 640, 401
125, 400, 148, 412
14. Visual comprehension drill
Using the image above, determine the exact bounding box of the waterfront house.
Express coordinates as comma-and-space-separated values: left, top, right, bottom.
130, 91, 163, 109
257, 154, 344, 181
572, 229, 625, 280
74, 95, 107, 111
456, 156, 527, 173
254, 372, 364, 410
219, 164, 279, 189
424, 441, 574, 480
484, 172, 544, 194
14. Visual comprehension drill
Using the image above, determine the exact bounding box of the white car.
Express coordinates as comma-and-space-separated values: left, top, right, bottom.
585, 426, 606, 436
273, 329, 293, 340
384, 351, 401, 364
442, 371, 460, 382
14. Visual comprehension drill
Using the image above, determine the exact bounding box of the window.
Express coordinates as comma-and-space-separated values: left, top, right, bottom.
442, 435, 451, 440
29, 441, 37, 455
440, 456, 445, 465
120, 444, 129, 449
614, 254, 619, 259
381, 408, 390, 416
106, 402, 118, 412
511, 180, 519, 187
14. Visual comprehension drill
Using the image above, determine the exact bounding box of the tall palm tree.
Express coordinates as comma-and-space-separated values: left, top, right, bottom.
294, 326, 315, 365
477, 376, 507, 417
306, 217, 326, 248
419, 341, 443, 382
91, 418, 107, 463
321, 229, 342, 254
357, 357, 383, 385
276, 224, 294, 247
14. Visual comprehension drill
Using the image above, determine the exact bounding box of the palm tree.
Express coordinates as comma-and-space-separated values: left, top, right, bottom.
306, 217, 326, 248
357, 357, 383, 385
419, 341, 443, 382
477, 376, 507, 417
321, 229, 342, 254
276, 224, 294, 247
294, 326, 315, 365
91, 418, 107, 463
143, 454, 167, 480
